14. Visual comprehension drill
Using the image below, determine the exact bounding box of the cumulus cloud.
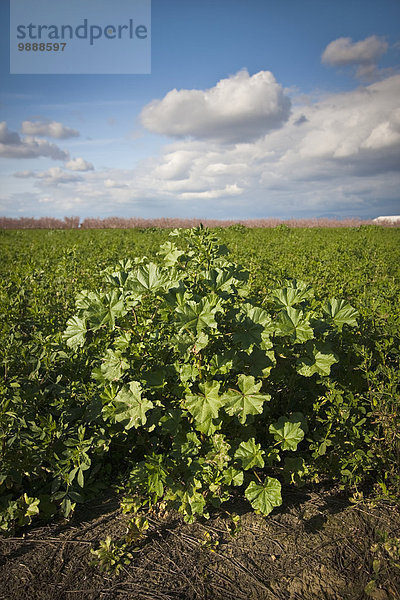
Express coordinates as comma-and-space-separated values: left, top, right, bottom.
179, 184, 243, 200
295, 75, 400, 163
0, 122, 69, 160
140, 69, 291, 143
3, 72, 400, 220
14, 170, 35, 178
21, 120, 79, 139
104, 178, 128, 188
131, 74, 400, 208
321, 35, 388, 80
14, 167, 83, 185
65, 157, 94, 171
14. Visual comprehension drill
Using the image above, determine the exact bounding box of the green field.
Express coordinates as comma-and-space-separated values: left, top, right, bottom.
0, 225, 399, 535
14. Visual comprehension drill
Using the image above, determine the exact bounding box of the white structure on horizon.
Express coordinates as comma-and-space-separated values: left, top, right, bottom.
373, 216, 400, 224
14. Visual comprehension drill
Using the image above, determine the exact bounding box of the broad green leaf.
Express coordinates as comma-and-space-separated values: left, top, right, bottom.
246, 347, 276, 379
180, 486, 207, 522
204, 268, 237, 292
85, 290, 126, 330
185, 381, 223, 434
113, 381, 154, 429
159, 408, 183, 434
234, 438, 265, 470
245, 477, 282, 515
209, 352, 235, 375
296, 341, 338, 377
193, 331, 209, 352
194, 416, 222, 436
234, 304, 275, 350
271, 281, 313, 309
175, 295, 222, 334
276, 307, 314, 343
63, 315, 87, 349
114, 332, 132, 351
243, 304, 274, 330
175, 362, 199, 384
269, 415, 305, 451
169, 332, 195, 356
75, 290, 100, 310
323, 299, 359, 331
99, 349, 129, 381
104, 268, 131, 289
171, 480, 207, 522
157, 241, 185, 266
127, 263, 177, 294
144, 454, 168, 498
223, 375, 270, 424
141, 368, 169, 388
223, 466, 244, 486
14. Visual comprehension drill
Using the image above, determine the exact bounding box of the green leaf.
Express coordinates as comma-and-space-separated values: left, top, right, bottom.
234, 438, 265, 470
206, 434, 231, 470
127, 263, 176, 294
296, 341, 338, 377
233, 304, 273, 349
85, 290, 126, 330
99, 349, 129, 381
276, 307, 314, 343
283, 457, 308, 485
113, 381, 154, 430
185, 381, 223, 434
63, 315, 87, 349
323, 299, 359, 331
77, 469, 85, 488
175, 362, 199, 384
175, 295, 222, 334
223, 466, 244, 487
245, 477, 282, 515
159, 408, 183, 434
157, 241, 185, 266
75, 290, 100, 310
271, 281, 313, 308
269, 415, 305, 451
246, 347, 276, 379
173, 482, 207, 522
209, 351, 235, 375
193, 331, 209, 352
204, 268, 238, 292
223, 375, 270, 424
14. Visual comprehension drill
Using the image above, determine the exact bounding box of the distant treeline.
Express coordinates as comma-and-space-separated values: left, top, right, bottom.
0, 215, 394, 230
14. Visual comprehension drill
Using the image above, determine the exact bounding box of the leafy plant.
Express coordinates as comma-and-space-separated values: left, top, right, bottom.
60, 226, 359, 523
90, 536, 133, 575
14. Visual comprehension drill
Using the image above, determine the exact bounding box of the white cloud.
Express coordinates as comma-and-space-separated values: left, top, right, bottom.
104, 178, 128, 188
21, 120, 79, 139
179, 184, 243, 200
295, 75, 400, 162
14, 170, 35, 178
14, 167, 83, 185
3, 73, 400, 220
140, 69, 291, 143
65, 157, 94, 171
0, 122, 69, 160
321, 35, 388, 80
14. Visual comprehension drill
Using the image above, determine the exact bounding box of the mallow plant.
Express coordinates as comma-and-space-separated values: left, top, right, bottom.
63, 225, 359, 522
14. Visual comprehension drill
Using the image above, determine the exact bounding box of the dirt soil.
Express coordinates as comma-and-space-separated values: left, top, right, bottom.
1, 486, 399, 600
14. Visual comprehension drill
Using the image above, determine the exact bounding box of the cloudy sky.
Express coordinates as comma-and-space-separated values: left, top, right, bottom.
1, 0, 400, 220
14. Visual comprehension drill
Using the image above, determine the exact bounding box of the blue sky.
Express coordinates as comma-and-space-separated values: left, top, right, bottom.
1, 0, 400, 220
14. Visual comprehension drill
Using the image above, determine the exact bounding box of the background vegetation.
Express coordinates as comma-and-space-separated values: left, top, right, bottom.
0, 224, 399, 536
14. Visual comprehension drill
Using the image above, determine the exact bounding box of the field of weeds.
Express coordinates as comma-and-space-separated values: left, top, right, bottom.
0, 225, 399, 599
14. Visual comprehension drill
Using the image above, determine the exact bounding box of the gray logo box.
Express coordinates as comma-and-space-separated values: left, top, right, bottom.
10, 0, 151, 74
